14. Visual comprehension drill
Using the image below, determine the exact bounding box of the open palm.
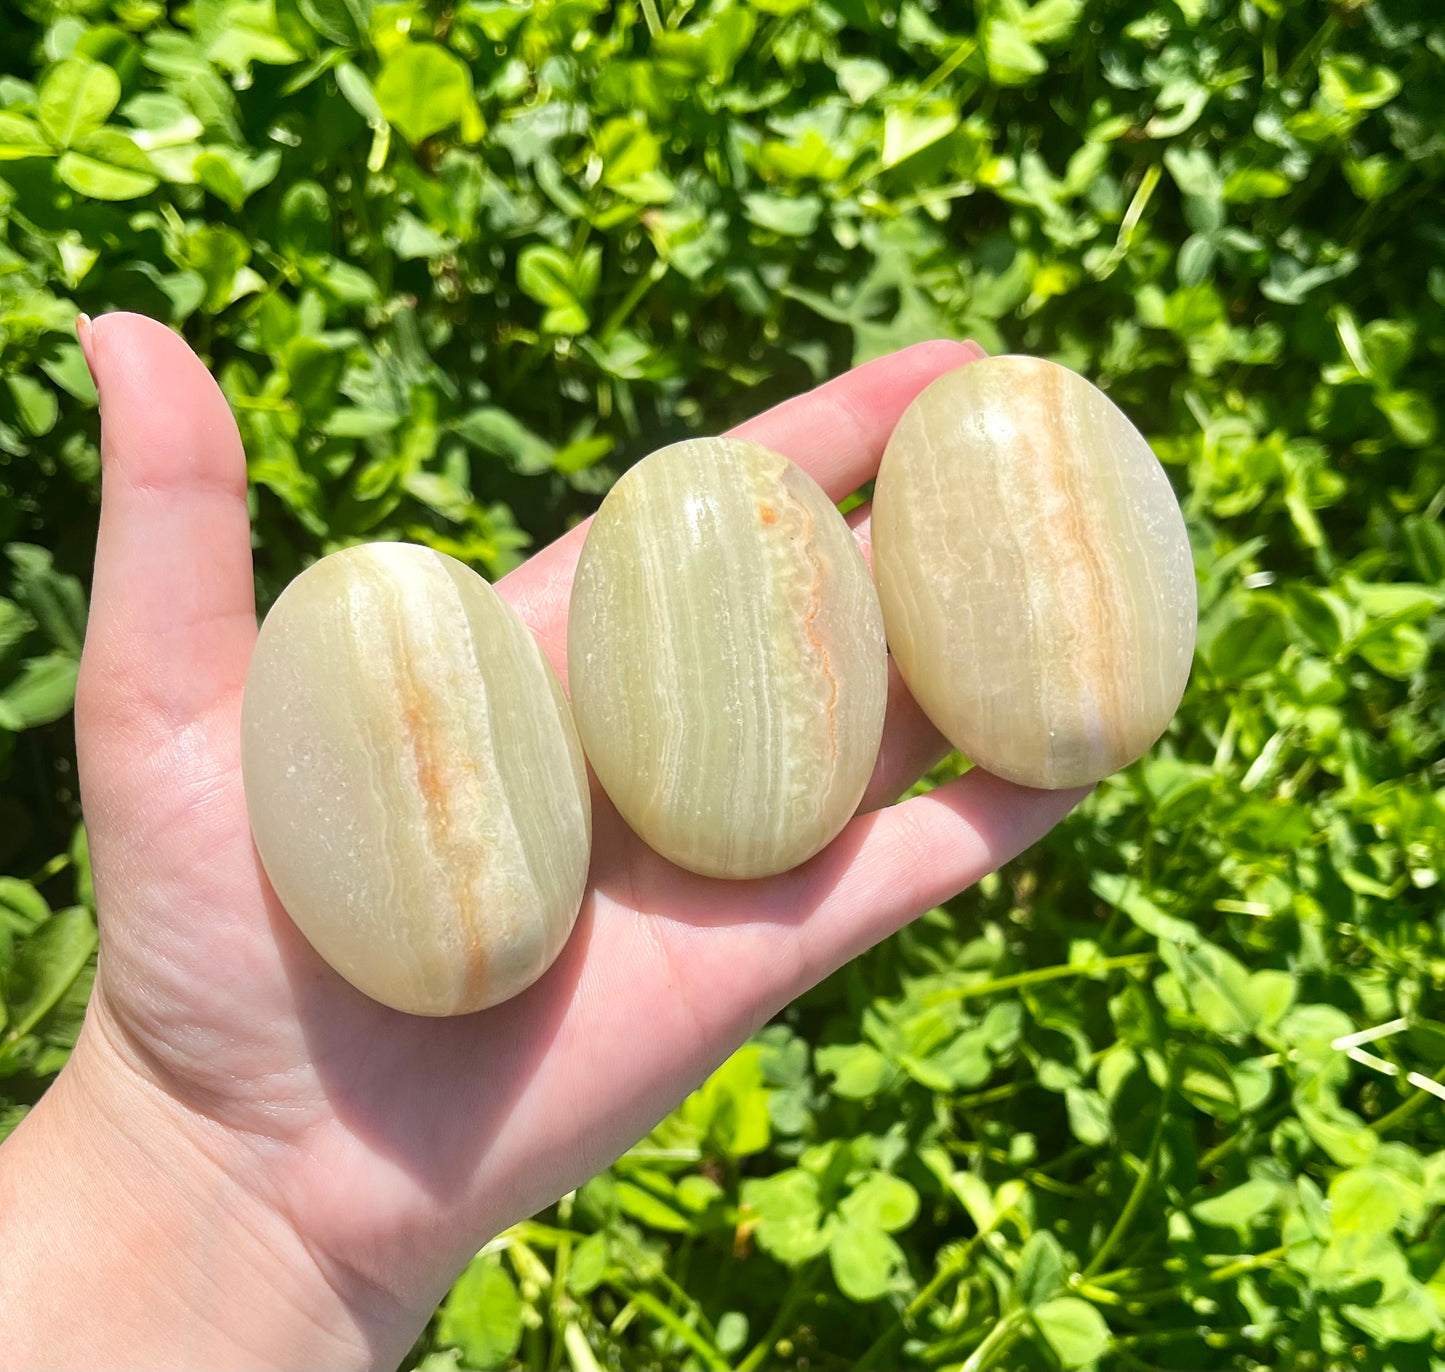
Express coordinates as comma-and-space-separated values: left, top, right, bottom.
71, 313, 1085, 1366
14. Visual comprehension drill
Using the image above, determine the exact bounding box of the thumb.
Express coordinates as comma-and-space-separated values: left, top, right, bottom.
74, 312, 256, 772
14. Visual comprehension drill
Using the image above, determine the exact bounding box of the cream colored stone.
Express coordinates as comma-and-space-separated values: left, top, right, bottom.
569, 438, 888, 879
241, 542, 591, 1015
872, 356, 1196, 789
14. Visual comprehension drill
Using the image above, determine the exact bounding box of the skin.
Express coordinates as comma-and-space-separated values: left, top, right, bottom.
0, 314, 1087, 1371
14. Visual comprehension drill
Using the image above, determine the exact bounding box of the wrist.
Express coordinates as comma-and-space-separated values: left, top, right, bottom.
0, 1017, 385, 1371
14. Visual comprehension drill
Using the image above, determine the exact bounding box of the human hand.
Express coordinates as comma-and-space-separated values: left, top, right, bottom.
0, 313, 1085, 1370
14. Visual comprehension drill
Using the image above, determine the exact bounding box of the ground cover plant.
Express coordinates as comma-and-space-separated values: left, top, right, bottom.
2, 0, 1444, 1367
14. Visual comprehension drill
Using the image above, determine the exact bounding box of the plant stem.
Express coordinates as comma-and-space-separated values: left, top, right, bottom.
24, 851, 68, 886
916, 39, 977, 101
563, 1322, 603, 1372
638, 0, 663, 38
1370, 1062, 1445, 1135
549, 1228, 573, 1371
1111, 1245, 1292, 1308
953, 1078, 1038, 1110
623, 1288, 728, 1371
1083, 1266, 1141, 1289
961, 1310, 1026, 1372
1082, 1079, 1171, 1280
852, 1320, 904, 1371
926, 953, 1157, 1005
598, 259, 668, 345
1206, 1245, 1288, 1284
1074, 1280, 1129, 1306
737, 1259, 820, 1372
908, 1235, 987, 1320
861, 1193, 1031, 1369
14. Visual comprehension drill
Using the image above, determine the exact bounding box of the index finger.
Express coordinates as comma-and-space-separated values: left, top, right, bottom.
730, 337, 984, 499
498, 338, 984, 663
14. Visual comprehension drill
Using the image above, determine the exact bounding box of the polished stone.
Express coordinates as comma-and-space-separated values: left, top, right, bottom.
241, 542, 591, 1015
569, 437, 888, 878
872, 356, 1196, 788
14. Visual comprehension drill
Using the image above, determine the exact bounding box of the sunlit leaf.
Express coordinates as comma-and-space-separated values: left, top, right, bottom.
829, 1222, 907, 1301
436, 1255, 523, 1370
37, 58, 120, 148
56, 128, 158, 199
0, 113, 52, 159
375, 43, 472, 146
1033, 1297, 1111, 1369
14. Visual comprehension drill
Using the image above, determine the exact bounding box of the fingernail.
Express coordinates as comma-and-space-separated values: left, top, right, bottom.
76, 312, 98, 382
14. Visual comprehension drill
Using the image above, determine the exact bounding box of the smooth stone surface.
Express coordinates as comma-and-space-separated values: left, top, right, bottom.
241, 542, 591, 1016
569, 437, 888, 879
872, 356, 1196, 789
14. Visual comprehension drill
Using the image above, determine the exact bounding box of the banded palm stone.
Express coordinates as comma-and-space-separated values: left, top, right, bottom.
241, 542, 592, 1016
872, 356, 1196, 789
569, 437, 888, 879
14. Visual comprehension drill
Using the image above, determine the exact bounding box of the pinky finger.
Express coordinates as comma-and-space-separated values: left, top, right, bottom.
790, 770, 1090, 986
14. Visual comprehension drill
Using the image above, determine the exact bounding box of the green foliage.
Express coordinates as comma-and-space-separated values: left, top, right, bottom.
3, 0, 1445, 1368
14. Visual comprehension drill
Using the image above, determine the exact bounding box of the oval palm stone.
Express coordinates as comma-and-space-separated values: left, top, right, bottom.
241, 542, 591, 1015
872, 356, 1196, 789
569, 437, 888, 879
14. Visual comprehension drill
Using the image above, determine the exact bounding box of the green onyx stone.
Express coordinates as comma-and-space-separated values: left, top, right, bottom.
241, 542, 591, 1015
872, 356, 1197, 789
568, 438, 888, 879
